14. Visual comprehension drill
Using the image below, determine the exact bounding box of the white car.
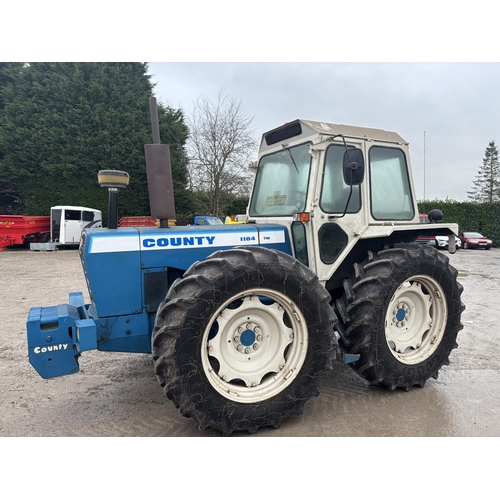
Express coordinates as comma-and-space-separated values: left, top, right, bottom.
429, 235, 461, 250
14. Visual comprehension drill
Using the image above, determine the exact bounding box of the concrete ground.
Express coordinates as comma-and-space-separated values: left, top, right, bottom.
1, 245, 499, 438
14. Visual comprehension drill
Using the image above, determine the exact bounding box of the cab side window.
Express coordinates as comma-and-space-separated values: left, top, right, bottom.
320, 144, 361, 214
369, 147, 414, 220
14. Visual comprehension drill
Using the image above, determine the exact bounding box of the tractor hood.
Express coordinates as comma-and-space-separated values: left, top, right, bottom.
80, 224, 292, 318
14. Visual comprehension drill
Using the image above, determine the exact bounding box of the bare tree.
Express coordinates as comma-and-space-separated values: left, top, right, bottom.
187, 89, 258, 216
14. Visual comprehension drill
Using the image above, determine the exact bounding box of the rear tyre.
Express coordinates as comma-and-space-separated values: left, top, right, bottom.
335, 243, 464, 390
152, 246, 335, 435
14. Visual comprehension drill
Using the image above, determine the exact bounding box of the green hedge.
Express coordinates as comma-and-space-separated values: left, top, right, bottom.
418, 200, 500, 247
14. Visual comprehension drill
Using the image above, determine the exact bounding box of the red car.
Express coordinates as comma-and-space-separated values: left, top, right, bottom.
459, 231, 492, 250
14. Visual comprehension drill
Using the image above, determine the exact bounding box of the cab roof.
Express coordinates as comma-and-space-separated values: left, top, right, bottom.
260, 119, 408, 154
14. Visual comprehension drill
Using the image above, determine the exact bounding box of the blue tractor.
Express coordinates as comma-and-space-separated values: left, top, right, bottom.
27, 99, 465, 435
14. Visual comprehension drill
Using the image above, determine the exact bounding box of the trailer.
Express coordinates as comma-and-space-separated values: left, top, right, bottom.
118, 216, 219, 227
0, 215, 50, 251
50, 206, 102, 247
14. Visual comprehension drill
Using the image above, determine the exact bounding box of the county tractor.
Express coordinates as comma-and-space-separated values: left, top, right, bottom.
26, 99, 464, 435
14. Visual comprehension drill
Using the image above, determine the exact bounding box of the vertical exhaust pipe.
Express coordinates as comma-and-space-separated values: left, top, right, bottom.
144, 97, 176, 228
98, 170, 129, 229
96, 98, 174, 230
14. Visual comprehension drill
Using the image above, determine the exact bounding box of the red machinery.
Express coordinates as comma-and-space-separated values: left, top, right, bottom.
0, 215, 50, 251
118, 216, 177, 227
118, 216, 158, 227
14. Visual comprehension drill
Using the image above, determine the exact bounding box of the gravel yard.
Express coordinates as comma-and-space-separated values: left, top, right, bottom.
1, 245, 500, 438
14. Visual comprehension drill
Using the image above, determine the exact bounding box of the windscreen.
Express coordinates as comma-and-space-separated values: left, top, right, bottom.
249, 143, 312, 216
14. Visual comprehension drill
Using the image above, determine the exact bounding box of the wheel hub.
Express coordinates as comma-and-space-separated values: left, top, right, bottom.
393, 303, 410, 326
233, 323, 262, 353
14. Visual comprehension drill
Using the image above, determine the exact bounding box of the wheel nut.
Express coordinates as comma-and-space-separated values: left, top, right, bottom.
254, 327, 261, 334
253, 343, 259, 350
237, 345, 243, 351
245, 347, 251, 354
234, 336, 240, 343
256, 335, 263, 342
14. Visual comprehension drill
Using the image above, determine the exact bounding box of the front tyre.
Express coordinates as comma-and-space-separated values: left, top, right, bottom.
152, 246, 335, 435
336, 243, 464, 390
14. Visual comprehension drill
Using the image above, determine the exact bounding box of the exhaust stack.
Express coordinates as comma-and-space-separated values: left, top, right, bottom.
144, 97, 176, 228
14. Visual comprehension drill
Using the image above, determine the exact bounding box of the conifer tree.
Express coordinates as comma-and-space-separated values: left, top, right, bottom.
467, 141, 500, 202
0, 62, 25, 212
0, 63, 191, 218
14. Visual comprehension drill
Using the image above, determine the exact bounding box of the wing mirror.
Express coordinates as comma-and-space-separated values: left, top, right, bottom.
343, 148, 365, 185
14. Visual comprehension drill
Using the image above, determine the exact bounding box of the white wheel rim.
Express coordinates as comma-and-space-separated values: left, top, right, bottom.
201, 288, 308, 403
385, 275, 447, 365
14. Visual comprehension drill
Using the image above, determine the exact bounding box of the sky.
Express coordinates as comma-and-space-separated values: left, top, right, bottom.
5, 2, 500, 204
147, 62, 500, 202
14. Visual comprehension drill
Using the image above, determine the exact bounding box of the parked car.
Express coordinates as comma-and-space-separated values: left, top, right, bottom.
459, 231, 492, 250
433, 235, 461, 250
415, 210, 448, 245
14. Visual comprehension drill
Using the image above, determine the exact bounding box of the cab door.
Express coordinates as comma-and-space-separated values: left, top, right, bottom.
312, 141, 368, 283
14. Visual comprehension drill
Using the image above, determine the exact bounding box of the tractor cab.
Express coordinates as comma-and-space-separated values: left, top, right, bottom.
248, 119, 457, 289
